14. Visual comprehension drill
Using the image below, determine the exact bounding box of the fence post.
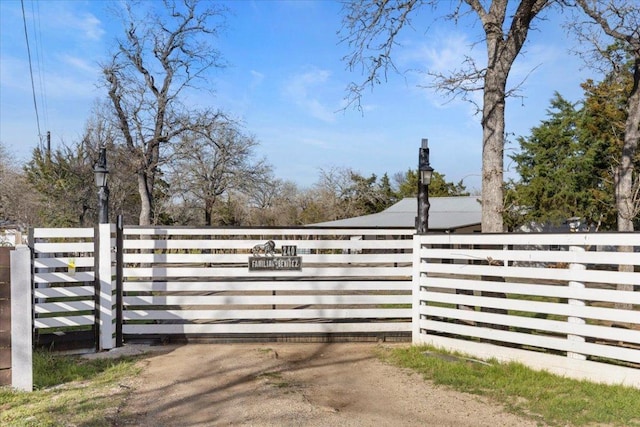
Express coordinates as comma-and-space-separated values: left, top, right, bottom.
115, 216, 124, 347
97, 224, 115, 351
412, 235, 423, 344
0, 247, 11, 386
11, 245, 32, 391
567, 245, 586, 360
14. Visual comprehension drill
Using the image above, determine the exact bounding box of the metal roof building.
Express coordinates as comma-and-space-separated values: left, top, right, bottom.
313, 196, 482, 232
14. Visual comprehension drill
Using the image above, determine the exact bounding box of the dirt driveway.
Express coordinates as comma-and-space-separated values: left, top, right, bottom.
113, 342, 538, 426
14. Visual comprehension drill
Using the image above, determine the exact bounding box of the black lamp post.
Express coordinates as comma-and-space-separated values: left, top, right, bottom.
417, 138, 434, 234
94, 146, 109, 224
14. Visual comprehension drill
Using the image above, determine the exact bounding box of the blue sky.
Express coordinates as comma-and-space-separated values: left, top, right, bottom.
1, 0, 595, 191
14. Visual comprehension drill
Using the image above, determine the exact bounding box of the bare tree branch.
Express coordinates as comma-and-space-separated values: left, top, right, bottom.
340, 0, 551, 232
100, 0, 227, 225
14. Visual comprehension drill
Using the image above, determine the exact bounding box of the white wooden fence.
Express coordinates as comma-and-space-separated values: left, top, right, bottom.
121, 227, 413, 337
30, 225, 116, 350
413, 232, 640, 387
11, 227, 640, 389
32, 227, 96, 340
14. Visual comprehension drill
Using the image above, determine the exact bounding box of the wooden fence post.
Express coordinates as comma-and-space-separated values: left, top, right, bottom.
567, 245, 586, 360
11, 245, 32, 391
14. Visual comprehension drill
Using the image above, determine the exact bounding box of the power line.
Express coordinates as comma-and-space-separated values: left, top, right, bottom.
20, 0, 43, 149
31, 0, 49, 134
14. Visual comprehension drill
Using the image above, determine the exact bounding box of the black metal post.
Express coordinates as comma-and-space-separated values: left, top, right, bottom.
417, 138, 432, 234
94, 146, 109, 350
115, 214, 124, 347
98, 186, 109, 224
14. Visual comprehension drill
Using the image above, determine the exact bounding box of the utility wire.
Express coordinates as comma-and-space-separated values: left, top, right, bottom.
21, 0, 43, 149
31, 0, 49, 134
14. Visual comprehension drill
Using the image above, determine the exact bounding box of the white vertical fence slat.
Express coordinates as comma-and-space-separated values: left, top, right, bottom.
567, 245, 586, 360
412, 236, 423, 343
413, 232, 640, 387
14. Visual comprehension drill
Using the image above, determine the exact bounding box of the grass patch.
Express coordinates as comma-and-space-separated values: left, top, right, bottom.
378, 304, 412, 309
380, 345, 640, 426
0, 350, 143, 426
256, 370, 291, 389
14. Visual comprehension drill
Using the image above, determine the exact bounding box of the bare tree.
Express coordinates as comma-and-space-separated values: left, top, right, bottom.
341, 0, 550, 232
234, 179, 287, 226
102, 0, 226, 225
0, 143, 40, 227
265, 181, 306, 226
82, 111, 142, 224
170, 115, 271, 226
573, 0, 640, 233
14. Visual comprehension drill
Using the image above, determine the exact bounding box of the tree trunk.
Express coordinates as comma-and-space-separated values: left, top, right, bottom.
137, 171, 153, 226
481, 64, 507, 233
205, 198, 214, 227
615, 60, 639, 310
616, 60, 640, 233
471, 0, 549, 232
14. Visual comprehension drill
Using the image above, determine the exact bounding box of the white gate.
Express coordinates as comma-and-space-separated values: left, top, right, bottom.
31, 227, 101, 349
121, 227, 414, 338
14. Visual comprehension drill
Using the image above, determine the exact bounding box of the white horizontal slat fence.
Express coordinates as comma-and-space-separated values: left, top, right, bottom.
19, 225, 640, 387
413, 232, 640, 387
121, 227, 414, 337
32, 228, 97, 339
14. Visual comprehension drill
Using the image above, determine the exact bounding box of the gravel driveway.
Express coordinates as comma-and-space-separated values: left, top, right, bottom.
112, 342, 538, 426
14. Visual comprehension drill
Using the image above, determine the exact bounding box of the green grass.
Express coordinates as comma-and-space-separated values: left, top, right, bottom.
0, 350, 143, 426
380, 345, 640, 426
256, 371, 292, 388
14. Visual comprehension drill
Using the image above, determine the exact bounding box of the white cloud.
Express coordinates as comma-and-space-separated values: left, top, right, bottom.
399, 32, 480, 73
46, 7, 104, 42
299, 137, 330, 148
60, 54, 98, 74
77, 12, 104, 41
305, 98, 336, 123
250, 70, 265, 88
0, 54, 95, 101
44, 72, 99, 99
396, 32, 485, 124
283, 68, 338, 123
0, 56, 29, 91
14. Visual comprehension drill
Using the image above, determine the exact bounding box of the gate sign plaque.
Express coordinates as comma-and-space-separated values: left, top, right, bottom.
249, 241, 302, 271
